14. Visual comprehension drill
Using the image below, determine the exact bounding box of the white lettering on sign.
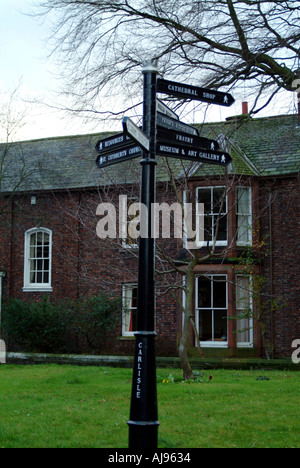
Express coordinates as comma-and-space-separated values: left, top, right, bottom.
203, 92, 216, 101
168, 84, 199, 97
176, 134, 194, 144
158, 145, 180, 155
136, 341, 143, 399
108, 149, 127, 161
198, 151, 220, 162
129, 146, 142, 155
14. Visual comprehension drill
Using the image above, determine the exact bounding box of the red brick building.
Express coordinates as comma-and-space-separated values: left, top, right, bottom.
0, 114, 299, 359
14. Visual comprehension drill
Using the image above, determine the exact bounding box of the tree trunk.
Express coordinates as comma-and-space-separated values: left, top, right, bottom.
179, 316, 194, 380
179, 266, 198, 380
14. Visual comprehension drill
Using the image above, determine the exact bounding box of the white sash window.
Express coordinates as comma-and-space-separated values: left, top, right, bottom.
23, 228, 52, 292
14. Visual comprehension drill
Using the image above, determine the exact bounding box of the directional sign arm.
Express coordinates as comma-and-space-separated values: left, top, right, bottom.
95, 132, 132, 153
157, 79, 235, 107
157, 112, 199, 137
123, 117, 150, 152
156, 142, 232, 166
96, 145, 142, 168
157, 128, 220, 151
156, 99, 179, 120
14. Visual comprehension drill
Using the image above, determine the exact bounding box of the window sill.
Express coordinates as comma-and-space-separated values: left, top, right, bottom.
200, 342, 228, 348
23, 287, 53, 293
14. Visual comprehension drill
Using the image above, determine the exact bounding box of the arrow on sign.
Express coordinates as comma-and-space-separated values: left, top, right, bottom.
157, 79, 235, 107
156, 142, 232, 166
123, 117, 150, 152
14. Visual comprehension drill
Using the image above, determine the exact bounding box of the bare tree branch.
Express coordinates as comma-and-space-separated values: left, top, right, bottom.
35, 0, 300, 116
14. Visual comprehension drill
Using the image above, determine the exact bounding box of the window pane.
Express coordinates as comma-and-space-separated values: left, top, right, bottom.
214, 310, 227, 341
43, 271, 49, 284
37, 232, 44, 244
213, 188, 226, 214
204, 215, 212, 242
198, 277, 211, 308
236, 318, 250, 343
30, 246, 36, 259
237, 188, 250, 215
30, 233, 36, 247
237, 215, 250, 243
213, 277, 227, 308
236, 277, 250, 309
236, 276, 251, 344
215, 215, 227, 241
37, 246, 43, 258
197, 189, 211, 212
237, 188, 252, 245
132, 287, 138, 308
36, 271, 43, 283
199, 310, 212, 341
129, 308, 137, 332
123, 286, 138, 333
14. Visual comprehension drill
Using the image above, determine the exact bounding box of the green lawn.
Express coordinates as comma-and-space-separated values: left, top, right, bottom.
0, 365, 299, 448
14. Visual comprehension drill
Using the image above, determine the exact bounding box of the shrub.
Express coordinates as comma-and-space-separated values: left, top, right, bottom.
74, 294, 121, 351
2, 296, 74, 353
2, 294, 121, 354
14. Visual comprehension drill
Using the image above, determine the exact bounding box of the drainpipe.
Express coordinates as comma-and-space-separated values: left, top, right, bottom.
268, 192, 274, 358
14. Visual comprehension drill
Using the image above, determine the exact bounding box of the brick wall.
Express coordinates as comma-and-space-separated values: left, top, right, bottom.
1, 175, 299, 358
0, 188, 179, 356
260, 176, 300, 358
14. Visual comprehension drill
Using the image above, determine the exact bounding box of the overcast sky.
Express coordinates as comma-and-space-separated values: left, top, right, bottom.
0, 0, 105, 141
1, 0, 298, 143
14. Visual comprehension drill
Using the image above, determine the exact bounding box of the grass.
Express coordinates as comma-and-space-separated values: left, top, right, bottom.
0, 364, 299, 448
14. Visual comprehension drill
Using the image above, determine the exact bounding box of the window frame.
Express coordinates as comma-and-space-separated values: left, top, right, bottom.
120, 196, 140, 250
195, 274, 228, 348
122, 283, 138, 337
196, 186, 228, 247
23, 227, 53, 292
236, 186, 252, 247
235, 274, 254, 348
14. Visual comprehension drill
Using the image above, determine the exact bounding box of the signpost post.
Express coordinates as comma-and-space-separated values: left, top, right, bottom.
95, 64, 235, 450
127, 60, 160, 449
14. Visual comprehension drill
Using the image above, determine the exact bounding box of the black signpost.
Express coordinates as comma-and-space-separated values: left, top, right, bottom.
95, 63, 234, 450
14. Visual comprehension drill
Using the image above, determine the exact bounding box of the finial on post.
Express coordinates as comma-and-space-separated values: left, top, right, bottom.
142, 59, 159, 74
